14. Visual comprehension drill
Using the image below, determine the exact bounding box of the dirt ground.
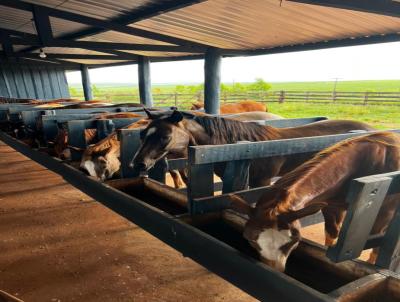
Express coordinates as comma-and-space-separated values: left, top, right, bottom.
0, 140, 368, 302
0, 140, 257, 302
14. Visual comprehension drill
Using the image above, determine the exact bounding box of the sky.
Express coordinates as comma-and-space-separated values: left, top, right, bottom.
66, 42, 400, 85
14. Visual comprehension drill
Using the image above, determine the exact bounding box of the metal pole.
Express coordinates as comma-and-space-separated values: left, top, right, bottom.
80, 64, 92, 101
138, 56, 153, 107
204, 47, 222, 114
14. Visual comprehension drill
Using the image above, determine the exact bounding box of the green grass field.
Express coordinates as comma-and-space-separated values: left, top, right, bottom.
68, 80, 400, 129
69, 79, 400, 95
267, 103, 399, 130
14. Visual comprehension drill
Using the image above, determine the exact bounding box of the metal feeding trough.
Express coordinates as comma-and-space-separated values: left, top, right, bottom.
105, 176, 400, 302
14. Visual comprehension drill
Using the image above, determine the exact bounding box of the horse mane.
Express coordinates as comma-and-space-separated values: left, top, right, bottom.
193, 115, 279, 144
274, 132, 400, 192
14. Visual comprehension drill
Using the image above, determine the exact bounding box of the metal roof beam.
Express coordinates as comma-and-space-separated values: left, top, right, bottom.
0, 28, 137, 60
0, 0, 208, 49
32, 5, 53, 44
8, 53, 136, 61
222, 32, 400, 56
0, 31, 13, 57
0, 54, 81, 68
89, 54, 204, 68
9, 36, 203, 53
286, 0, 400, 18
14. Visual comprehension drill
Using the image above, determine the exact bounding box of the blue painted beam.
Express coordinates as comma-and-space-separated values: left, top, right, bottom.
80, 65, 92, 101
204, 48, 221, 115
138, 56, 153, 107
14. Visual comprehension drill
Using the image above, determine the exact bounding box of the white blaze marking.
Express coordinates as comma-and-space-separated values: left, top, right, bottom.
146, 127, 156, 137
83, 160, 97, 177
256, 229, 292, 262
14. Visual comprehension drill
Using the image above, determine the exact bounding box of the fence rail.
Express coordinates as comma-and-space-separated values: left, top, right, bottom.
70, 90, 400, 108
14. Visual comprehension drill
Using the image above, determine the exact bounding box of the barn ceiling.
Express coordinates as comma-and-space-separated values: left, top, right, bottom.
0, 0, 400, 69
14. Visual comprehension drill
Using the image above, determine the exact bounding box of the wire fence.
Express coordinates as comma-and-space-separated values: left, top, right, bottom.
86, 90, 400, 108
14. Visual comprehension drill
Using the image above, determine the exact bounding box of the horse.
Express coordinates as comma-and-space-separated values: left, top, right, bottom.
79, 111, 283, 186
228, 132, 400, 272
221, 111, 282, 121
191, 100, 267, 113
132, 110, 375, 187
51, 112, 143, 160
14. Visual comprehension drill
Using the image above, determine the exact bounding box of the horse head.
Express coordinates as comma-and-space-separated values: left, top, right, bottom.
131, 110, 194, 172
228, 193, 325, 272
80, 138, 121, 181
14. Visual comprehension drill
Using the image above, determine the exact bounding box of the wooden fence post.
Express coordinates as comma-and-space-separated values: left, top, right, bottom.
174, 92, 178, 107
364, 92, 369, 105
279, 90, 285, 103
332, 91, 337, 103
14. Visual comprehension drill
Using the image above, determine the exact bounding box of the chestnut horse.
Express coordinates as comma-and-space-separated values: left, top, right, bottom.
51, 112, 143, 160
191, 100, 267, 113
228, 132, 400, 272
132, 110, 375, 187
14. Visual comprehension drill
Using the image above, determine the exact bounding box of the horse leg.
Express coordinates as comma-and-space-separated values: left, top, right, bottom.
169, 170, 183, 189
322, 206, 346, 246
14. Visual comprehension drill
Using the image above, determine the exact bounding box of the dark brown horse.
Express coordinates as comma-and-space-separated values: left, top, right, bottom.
132, 110, 375, 187
228, 132, 400, 272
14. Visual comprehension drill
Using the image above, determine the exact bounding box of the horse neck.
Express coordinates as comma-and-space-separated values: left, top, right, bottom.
273, 142, 374, 212
182, 119, 212, 145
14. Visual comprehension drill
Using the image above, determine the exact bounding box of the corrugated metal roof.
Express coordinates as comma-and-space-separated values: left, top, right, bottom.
31, 47, 108, 55
63, 58, 130, 65
0, 5, 35, 34
1, 0, 400, 66
134, 0, 400, 49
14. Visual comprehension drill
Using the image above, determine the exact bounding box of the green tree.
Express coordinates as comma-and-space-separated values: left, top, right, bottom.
248, 78, 271, 91
69, 87, 78, 96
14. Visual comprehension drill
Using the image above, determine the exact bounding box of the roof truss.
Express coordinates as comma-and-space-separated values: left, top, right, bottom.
0, 0, 207, 65
0, 0, 209, 51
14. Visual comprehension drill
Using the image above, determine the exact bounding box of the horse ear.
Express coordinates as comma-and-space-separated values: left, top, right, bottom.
279, 202, 327, 223
167, 110, 183, 123
144, 108, 154, 119
228, 194, 253, 216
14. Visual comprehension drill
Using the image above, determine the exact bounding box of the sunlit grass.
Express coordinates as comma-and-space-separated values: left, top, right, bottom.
268, 103, 399, 129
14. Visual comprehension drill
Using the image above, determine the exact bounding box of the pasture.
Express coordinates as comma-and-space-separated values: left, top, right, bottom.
68, 80, 400, 129
69, 79, 400, 95
268, 103, 400, 130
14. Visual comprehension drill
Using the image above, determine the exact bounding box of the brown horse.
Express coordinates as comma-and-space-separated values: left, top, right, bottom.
132, 110, 375, 187
79, 112, 283, 185
79, 118, 187, 187
51, 112, 143, 160
191, 100, 267, 113
228, 132, 400, 272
